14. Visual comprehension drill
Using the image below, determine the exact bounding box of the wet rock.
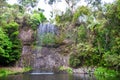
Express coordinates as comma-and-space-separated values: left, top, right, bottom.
32, 47, 69, 70
73, 67, 96, 74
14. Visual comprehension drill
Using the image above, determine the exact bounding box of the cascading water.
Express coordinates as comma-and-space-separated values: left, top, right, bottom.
32, 23, 58, 74
37, 23, 57, 46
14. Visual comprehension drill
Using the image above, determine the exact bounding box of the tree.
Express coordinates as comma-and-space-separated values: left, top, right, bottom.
0, 2, 22, 66
72, 6, 90, 23
30, 11, 47, 30
85, 0, 101, 7
102, 0, 120, 70
17, 0, 39, 7
64, 0, 80, 13
0, 22, 22, 66
0, 27, 13, 66
47, 0, 80, 13
0, 0, 8, 15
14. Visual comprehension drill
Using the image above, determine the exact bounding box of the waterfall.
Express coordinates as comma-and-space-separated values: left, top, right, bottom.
33, 23, 58, 69
31, 23, 68, 75
37, 23, 57, 46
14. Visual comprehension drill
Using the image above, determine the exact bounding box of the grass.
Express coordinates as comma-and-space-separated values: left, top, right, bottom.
0, 67, 32, 77
59, 66, 73, 74
94, 67, 120, 78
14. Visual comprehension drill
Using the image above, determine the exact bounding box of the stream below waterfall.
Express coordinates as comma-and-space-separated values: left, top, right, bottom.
0, 73, 96, 80
0, 70, 119, 80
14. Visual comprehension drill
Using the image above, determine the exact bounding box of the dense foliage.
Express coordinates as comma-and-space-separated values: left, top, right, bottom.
0, 2, 22, 66
55, 0, 120, 71
0, 0, 46, 66
94, 67, 119, 77
0, 22, 21, 66
30, 11, 47, 30
0, 0, 119, 75
0, 27, 13, 65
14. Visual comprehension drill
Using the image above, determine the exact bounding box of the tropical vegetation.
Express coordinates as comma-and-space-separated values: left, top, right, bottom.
0, 0, 119, 78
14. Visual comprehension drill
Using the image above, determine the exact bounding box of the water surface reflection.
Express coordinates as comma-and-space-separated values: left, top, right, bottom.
0, 72, 119, 80
0, 73, 96, 80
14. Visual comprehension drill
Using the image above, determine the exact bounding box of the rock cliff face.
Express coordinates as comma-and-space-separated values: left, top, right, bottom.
18, 28, 69, 70
32, 47, 69, 69
19, 29, 34, 45
18, 29, 34, 67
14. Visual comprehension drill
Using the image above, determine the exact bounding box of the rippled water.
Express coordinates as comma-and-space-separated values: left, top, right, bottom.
0, 71, 119, 80
0, 72, 96, 80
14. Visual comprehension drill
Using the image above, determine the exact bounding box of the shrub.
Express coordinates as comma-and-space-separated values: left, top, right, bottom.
0, 27, 13, 65
38, 33, 55, 45
69, 53, 81, 68
94, 67, 119, 77
59, 66, 73, 74
0, 22, 21, 66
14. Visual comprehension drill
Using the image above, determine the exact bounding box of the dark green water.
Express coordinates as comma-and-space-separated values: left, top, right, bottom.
0, 72, 119, 80
0, 73, 95, 80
